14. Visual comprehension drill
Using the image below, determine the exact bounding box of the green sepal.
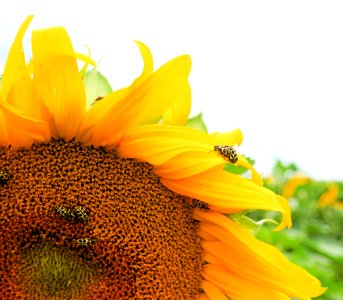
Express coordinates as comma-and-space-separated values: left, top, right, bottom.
185, 113, 208, 133
83, 68, 113, 109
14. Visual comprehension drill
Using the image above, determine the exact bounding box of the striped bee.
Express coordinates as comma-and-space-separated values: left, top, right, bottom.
191, 199, 209, 211
214, 145, 238, 164
0, 170, 10, 184
75, 206, 89, 222
55, 206, 75, 221
74, 238, 96, 247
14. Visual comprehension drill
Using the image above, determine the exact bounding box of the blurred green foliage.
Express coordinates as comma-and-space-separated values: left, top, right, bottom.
250, 161, 343, 300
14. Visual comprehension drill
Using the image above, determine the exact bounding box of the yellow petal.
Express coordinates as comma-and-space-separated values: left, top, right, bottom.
195, 295, 210, 300
273, 195, 292, 231
32, 26, 86, 140
211, 129, 262, 185
162, 80, 191, 125
76, 87, 130, 145
117, 124, 218, 165
76, 42, 151, 145
1, 15, 33, 101
196, 211, 326, 299
201, 280, 227, 300
0, 15, 45, 122
210, 128, 243, 146
78, 46, 97, 77
78, 55, 191, 147
130, 41, 154, 88
154, 151, 225, 179
202, 243, 299, 299
237, 155, 263, 186
74, 51, 96, 67
0, 101, 50, 148
202, 264, 289, 300
161, 168, 291, 228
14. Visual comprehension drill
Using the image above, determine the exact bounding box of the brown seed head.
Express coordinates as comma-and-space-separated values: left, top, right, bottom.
0, 138, 203, 299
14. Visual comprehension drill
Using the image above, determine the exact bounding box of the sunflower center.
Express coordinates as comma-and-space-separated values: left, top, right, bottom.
0, 139, 203, 299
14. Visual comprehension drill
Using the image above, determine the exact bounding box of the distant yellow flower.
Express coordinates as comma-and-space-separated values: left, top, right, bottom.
283, 174, 310, 199
0, 16, 326, 299
319, 184, 340, 207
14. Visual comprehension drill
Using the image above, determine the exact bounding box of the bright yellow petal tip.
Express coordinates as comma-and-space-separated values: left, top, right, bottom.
211, 128, 243, 146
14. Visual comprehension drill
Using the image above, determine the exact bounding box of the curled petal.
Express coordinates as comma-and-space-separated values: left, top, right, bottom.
131, 41, 154, 88
162, 168, 291, 229
237, 155, 263, 186
1, 15, 33, 101
74, 51, 96, 67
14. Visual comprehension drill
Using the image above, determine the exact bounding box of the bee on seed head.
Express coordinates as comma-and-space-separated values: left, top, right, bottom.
55, 205, 75, 221
213, 145, 238, 164
75, 206, 89, 222
191, 199, 209, 211
74, 238, 96, 247
0, 170, 11, 184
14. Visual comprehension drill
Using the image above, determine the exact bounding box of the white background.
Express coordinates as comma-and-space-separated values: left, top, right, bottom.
1, 0, 342, 180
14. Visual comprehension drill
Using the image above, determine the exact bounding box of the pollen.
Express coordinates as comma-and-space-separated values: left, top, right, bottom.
0, 139, 203, 299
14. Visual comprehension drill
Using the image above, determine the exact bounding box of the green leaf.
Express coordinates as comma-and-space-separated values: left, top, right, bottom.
83, 68, 113, 109
185, 113, 208, 133
306, 238, 343, 264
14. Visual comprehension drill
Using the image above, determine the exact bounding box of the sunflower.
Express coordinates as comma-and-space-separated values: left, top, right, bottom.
0, 16, 326, 299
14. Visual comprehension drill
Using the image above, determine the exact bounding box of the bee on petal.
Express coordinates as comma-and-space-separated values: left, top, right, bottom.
213, 145, 238, 164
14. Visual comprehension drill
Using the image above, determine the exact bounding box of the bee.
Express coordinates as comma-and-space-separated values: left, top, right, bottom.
75, 206, 89, 222
191, 199, 209, 211
74, 238, 96, 247
55, 206, 75, 221
0, 170, 10, 184
214, 145, 238, 163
